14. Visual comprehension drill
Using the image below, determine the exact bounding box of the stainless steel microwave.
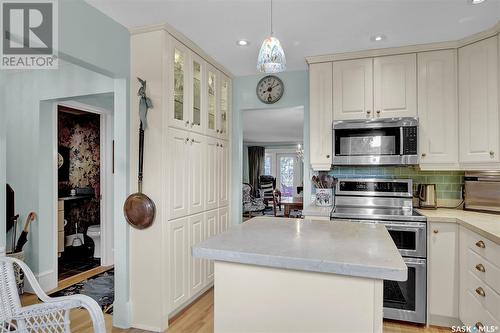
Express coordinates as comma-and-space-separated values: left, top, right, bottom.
332, 117, 419, 165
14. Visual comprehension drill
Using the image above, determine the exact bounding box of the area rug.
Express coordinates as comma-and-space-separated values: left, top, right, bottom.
50, 269, 114, 314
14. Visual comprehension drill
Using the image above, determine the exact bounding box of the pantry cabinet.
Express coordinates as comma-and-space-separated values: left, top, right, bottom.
205, 137, 219, 211
428, 222, 459, 324
218, 141, 229, 207
169, 217, 189, 310
218, 74, 231, 140
458, 36, 500, 166
309, 62, 333, 170
373, 54, 417, 118
204, 210, 218, 283
168, 128, 190, 219
417, 50, 459, 169
188, 214, 205, 296
332, 58, 373, 120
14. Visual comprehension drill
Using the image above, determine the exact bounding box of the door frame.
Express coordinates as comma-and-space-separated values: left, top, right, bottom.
53, 100, 114, 283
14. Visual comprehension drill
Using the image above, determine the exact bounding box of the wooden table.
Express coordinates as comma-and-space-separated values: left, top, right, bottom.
280, 197, 303, 217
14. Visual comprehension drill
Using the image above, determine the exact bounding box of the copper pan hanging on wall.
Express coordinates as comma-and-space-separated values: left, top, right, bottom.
124, 78, 156, 229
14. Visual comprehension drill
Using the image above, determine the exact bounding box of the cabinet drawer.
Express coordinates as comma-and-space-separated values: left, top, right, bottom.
462, 226, 500, 268
467, 249, 500, 294
468, 271, 500, 321
461, 288, 500, 330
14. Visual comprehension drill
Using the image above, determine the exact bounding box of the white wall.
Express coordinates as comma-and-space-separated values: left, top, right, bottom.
4, 61, 114, 280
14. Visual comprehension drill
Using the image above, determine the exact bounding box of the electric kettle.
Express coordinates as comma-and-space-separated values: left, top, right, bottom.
417, 184, 437, 209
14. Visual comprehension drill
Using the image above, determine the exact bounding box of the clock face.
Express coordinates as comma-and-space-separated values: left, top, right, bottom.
256, 75, 284, 104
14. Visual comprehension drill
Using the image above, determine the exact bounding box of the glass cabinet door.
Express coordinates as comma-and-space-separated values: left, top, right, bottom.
191, 54, 204, 133
172, 43, 188, 129
219, 74, 230, 139
206, 66, 217, 136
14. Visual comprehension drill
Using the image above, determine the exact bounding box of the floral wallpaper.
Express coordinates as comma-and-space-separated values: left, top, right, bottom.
58, 108, 100, 234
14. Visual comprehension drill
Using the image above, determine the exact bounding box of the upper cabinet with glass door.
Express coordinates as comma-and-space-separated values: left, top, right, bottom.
218, 73, 231, 140
170, 40, 190, 130
189, 53, 205, 134
205, 64, 218, 137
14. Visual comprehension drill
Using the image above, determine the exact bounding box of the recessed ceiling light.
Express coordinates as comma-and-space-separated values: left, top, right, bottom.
236, 40, 249, 46
471, 0, 485, 4
371, 35, 386, 42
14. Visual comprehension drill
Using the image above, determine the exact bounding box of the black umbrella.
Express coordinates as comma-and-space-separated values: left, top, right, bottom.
15, 212, 36, 253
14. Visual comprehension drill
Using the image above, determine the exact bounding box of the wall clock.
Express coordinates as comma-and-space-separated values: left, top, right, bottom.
256, 75, 284, 104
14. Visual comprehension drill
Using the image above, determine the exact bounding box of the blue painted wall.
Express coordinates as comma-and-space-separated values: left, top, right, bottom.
232, 70, 310, 224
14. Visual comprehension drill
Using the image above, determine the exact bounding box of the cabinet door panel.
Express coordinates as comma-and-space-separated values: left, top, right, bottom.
205, 137, 218, 210
204, 210, 218, 283
169, 217, 188, 309
374, 54, 417, 118
418, 50, 458, 168
309, 62, 333, 170
218, 141, 229, 207
170, 39, 190, 130
188, 133, 205, 215
219, 74, 231, 140
206, 65, 218, 137
429, 222, 459, 320
332, 58, 373, 120
168, 129, 189, 220
218, 207, 229, 233
459, 37, 499, 164
190, 53, 205, 134
189, 214, 204, 296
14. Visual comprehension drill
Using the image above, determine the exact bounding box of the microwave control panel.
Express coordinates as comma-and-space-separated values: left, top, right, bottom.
403, 127, 418, 155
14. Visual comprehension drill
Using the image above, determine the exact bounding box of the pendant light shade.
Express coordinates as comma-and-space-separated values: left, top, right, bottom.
257, 0, 286, 73
257, 36, 286, 73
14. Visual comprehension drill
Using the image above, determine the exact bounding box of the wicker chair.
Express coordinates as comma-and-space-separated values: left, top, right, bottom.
0, 256, 106, 333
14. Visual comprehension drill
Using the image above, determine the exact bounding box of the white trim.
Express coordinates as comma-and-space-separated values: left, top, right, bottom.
24, 269, 57, 293
0, 247, 5, 256
306, 21, 500, 64
51, 103, 59, 291
129, 23, 233, 79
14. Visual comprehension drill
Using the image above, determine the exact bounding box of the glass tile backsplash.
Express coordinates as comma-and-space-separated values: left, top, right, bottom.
327, 166, 464, 200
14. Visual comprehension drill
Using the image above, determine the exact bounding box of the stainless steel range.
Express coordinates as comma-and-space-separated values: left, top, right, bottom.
331, 178, 427, 324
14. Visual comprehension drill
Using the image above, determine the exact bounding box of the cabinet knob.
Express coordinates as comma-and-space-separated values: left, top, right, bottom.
421, 153, 426, 158
190, 122, 194, 128
216, 129, 220, 133
475, 263, 486, 273
433, 229, 438, 234
475, 287, 485, 297
326, 154, 330, 159
475, 322, 484, 330
490, 151, 495, 157
185, 138, 189, 143
220, 143, 224, 148
185, 120, 190, 126
366, 110, 371, 115
216, 143, 220, 147
376, 110, 381, 116
475, 240, 486, 249
191, 138, 195, 143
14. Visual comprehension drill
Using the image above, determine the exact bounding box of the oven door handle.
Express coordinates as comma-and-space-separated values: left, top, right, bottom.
384, 225, 425, 233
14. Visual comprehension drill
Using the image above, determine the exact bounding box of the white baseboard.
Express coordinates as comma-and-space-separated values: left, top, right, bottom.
24, 269, 57, 293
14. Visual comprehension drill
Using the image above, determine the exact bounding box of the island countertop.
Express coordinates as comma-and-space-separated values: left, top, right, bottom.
193, 217, 407, 281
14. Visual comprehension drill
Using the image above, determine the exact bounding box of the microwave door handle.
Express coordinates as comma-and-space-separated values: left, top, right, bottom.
400, 127, 404, 155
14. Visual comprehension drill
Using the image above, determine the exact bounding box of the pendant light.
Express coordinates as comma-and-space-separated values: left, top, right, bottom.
257, 0, 286, 73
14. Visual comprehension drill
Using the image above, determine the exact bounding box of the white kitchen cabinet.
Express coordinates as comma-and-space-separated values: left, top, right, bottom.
189, 52, 205, 134
417, 50, 459, 169
309, 62, 333, 171
168, 128, 190, 220
218, 140, 229, 208
204, 210, 218, 283
188, 214, 205, 297
188, 133, 205, 215
169, 217, 189, 310
218, 206, 229, 233
373, 54, 417, 118
428, 222, 459, 325
169, 39, 191, 131
205, 64, 219, 138
332, 58, 373, 120
218, 74, 231, 140
458, 36, 499, 166
205, 137, 218, 211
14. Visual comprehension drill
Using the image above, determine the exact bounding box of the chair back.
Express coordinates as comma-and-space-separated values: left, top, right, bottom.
272, 190, 282, 217
0, 259, 22, 323
242, 183, 253, 204
259, 176, 275, 204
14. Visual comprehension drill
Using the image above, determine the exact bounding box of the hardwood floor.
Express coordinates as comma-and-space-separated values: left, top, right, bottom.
41, 287, 450, 333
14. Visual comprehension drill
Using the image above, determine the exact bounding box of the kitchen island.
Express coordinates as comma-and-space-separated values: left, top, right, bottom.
193, 217, 407, 333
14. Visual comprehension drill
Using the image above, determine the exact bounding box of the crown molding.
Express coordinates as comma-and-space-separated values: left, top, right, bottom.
130, 23, 233, 78
306, 20, 500, 64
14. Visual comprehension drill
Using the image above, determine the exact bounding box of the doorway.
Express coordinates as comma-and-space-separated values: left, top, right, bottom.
56, 103, 113, 281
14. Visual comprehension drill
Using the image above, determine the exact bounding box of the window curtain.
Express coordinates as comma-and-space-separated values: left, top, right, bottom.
247, 146, 265, 196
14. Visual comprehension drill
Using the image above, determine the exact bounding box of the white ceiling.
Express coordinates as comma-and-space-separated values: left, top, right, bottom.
243, 107, 304, 144
86, 0, 500, 76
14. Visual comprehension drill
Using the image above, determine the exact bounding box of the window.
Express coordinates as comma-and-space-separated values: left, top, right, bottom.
264, 155, 272, 175
262, 149, 303, 198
